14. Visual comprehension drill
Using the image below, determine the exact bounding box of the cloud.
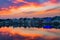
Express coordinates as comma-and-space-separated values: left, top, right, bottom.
12, 0, 60, 4
0, 0, 60, 18
0, 0, 59, 8
12, 0, 25, 4
2, 4, 60, 15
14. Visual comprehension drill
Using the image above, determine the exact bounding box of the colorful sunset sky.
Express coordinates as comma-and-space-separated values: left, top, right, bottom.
0, 0, 60, 18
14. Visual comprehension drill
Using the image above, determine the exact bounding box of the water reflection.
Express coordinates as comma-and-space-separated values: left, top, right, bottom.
0, 27, 60, 40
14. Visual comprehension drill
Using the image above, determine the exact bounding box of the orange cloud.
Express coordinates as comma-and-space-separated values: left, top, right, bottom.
0, 2, 60, 18
50, 0, 57, 3
12, 0, 29, 4
0, 3, 41, 15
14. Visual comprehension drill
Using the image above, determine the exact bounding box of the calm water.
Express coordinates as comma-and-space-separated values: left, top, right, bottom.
0, 27, 60, 40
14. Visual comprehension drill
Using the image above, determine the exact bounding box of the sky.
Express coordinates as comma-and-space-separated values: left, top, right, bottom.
0, 0, 60, 18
